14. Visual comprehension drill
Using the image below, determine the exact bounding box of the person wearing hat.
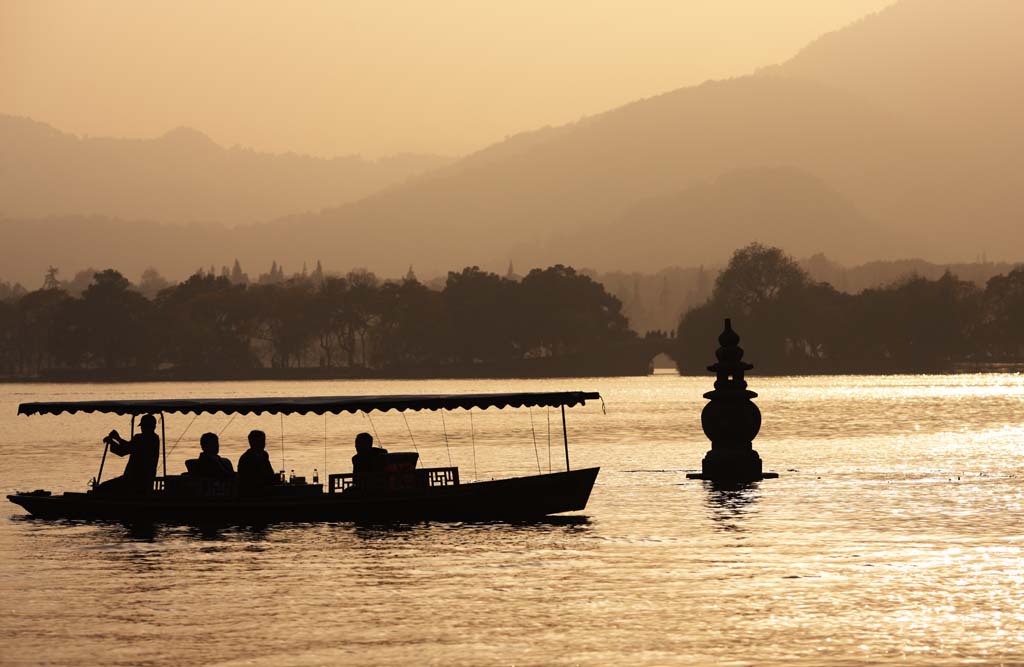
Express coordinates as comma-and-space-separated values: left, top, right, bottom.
95, 414, 161, 496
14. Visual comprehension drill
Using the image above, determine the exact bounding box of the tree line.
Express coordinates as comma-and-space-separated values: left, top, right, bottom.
3, 245, 1022, 379
674, 244, 1024, 374
0, 264, 638, 378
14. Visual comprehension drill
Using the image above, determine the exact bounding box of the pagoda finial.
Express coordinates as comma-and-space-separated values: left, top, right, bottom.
708, 318, 753, 392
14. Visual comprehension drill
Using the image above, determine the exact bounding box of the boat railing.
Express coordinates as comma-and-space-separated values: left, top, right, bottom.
328, 467, 460, 494
153, 475, 235, 498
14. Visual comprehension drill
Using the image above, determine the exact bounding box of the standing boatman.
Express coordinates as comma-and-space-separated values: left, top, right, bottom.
95, 414, 160, 496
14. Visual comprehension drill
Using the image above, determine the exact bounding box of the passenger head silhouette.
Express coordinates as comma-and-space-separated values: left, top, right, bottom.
200, 432, 219, 455
248, 429, 266, 450
355, 432, 373, 453
139, 414, 157, 432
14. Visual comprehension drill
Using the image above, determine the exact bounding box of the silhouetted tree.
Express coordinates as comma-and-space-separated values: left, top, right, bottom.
373, 278, 449, 367
250, 280, 316, 368
77, 270, 152, 369
155, 274, 255, 371
675, 244, 812, 372
0, 298, 18, 374
137, 267, 170, 299
12, 251, 1011, 379
0, 280, 26, 302
861, 272, 981, 369
63, 268, 98, 297
230, 259, 250, 286
258, 261, 285, 285
981, 267, 1024, 359
42, 266, 61, 291
712, 243, 807, 315
675, 245, 987, 373
15, 287, 72, 373
519, 265, 634, 357
312, 276, 349, 368
344, 269, 381, 366
443, 267, 519, 363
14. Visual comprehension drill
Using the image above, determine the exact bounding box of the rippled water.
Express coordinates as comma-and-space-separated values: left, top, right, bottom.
2, 373, 1023, 666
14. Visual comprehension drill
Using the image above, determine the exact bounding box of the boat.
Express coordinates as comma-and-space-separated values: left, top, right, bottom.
7, 391, 602, 523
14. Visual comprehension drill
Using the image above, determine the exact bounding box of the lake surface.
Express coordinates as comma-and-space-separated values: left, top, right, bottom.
1, 373, 1023, 666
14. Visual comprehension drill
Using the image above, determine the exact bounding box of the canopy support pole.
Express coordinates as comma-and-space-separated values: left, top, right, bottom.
469, 409, 478, 482
528, 408, 541, 475
561, 405, 570, 472
160, 413, 167, 479
441, 411, 453, 468
546, 409, 552, 474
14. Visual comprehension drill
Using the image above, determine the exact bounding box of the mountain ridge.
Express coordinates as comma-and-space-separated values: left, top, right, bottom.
3, 0, 1022, 284
0, 114, 452, 224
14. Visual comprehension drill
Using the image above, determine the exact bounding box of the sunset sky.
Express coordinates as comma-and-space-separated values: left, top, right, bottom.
4, 1, 894, 157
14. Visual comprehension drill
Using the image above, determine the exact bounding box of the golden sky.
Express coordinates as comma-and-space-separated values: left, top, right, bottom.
2, 0, 895, 157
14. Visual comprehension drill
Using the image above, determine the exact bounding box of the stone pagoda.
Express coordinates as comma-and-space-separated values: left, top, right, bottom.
687, 319, 777, 482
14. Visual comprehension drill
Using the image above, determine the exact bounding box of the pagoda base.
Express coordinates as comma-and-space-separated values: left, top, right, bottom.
687, 448, 777, 482
686, 471, 779, 480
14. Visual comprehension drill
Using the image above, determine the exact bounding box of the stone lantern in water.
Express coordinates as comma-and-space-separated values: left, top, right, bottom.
687, 319, 777, 482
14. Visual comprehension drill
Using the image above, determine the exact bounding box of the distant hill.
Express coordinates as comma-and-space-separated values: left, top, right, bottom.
243, 0, 1024, 275
530, 167, 893, 270
0, 217, 236, 286
770, 0, 1024, 141
767, 0, 1024, 248
2, 0, 1022, 284
0, 115, 451, 224
249, 73, 938, 276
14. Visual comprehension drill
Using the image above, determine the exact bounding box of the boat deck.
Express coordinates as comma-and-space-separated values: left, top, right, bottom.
8, 467, 600, 523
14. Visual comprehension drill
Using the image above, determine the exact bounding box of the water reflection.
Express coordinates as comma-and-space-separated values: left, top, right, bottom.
14, 513, 595, 546
702, 480, 761, 532
11, 514, 164, 541
5, 376, 1024, 666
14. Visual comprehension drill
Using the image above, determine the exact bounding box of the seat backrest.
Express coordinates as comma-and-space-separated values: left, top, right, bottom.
383, 452, 418, 472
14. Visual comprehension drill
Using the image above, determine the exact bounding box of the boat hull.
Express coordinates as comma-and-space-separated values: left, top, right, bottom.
7, 467, 599, 523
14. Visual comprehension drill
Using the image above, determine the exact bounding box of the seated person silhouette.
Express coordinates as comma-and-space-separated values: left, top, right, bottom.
185, 432, 235, 480
95, 414, 160, 496
237, 429, 279, 497
351, 432, 388, 487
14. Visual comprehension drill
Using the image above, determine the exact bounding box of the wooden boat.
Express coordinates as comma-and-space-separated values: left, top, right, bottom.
8, 391, 601, 523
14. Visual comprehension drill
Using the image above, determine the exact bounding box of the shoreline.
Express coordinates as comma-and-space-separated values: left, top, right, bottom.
0, 362, 1020, 384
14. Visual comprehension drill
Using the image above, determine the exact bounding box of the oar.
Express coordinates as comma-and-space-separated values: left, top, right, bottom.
95, 439, 110, 488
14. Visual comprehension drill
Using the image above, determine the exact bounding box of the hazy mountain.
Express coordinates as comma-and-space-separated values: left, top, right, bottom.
769, 0, 1024, 142
250, 73, 939, 277
3, 0, 1022, 285
0, 115, 451, 224
246, 0, 1022, 275
535, 167, 892, 271
0, 217, 236, 286
767, 0, 1024, 247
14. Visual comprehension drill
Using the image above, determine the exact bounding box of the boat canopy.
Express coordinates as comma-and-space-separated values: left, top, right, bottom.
18, 391, 602, 417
